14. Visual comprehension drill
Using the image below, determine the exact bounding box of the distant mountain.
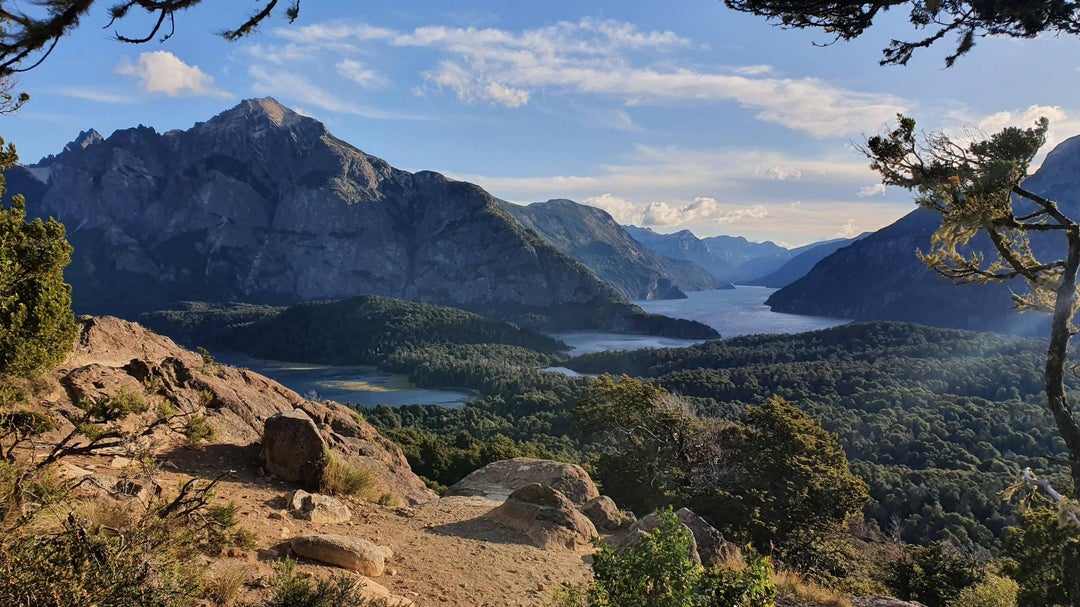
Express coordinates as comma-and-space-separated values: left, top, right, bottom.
6, 98, 718, 338
747, 235, 866, 288
501, 199, 722, 300
625, 226, 796, 283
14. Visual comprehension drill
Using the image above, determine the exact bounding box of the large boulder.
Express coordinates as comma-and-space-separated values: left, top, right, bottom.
290, 534, 393, 576
262, 409, 326, 488
288, 490, 352, 524
486, 483, 597, 552
447, 458, 599, 505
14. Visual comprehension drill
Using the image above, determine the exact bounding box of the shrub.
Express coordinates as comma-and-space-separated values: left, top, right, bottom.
554, 509, 776, 607
951, 574, 1019, 607
183, 414, 216, 445
266, 558, 375, 607
319, 453, 375, 498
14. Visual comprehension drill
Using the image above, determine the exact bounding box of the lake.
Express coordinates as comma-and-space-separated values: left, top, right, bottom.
552, 286, 849, 354
218, 286, 848, 405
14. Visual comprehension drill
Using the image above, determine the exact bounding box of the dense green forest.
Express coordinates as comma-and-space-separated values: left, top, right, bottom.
151, 296, 1070, 553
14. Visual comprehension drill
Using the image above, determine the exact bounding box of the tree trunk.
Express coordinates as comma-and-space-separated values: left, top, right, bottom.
1047, 230, 1080, 499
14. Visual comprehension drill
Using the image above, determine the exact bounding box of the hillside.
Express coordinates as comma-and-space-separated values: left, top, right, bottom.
747, 235, 864, 288
502, 199, 721, 299
764, 135, 1080, 333
4, 98, 714, 337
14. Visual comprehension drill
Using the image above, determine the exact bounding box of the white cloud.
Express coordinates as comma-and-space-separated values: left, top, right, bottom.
837, 219, 860, 238
583, 193, 639, 223
115, 51, 230, 98
483, 82, 530, 108
246, 18, 908, 136
336, 59, 382, 87
641, 198, 769, 227
857, 183, 886, 197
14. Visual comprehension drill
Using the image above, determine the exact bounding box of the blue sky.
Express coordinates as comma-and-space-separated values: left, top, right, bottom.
6, 0, 1080, 246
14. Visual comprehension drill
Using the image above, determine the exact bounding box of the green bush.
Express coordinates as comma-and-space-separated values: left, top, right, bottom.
319, 453, 375, 498
0, 138, 77, 380
266, 558, 375, 607
554, 510, 776, 607
886, 541, 987, 607
951, 574, 1019, 607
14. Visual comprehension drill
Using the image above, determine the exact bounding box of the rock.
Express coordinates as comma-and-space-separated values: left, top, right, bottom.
112, 476, 161, 505
486, 483, 597, 552
675, 508, 736, 565
354, 576, 415, 607
580, 496, 623, 531
618, 511, 701, 564
288, 489, 352, 524
851, 599, 928, 607
290, 534, 393, 576
261, 409, 326, 488
447, 458, 600, 505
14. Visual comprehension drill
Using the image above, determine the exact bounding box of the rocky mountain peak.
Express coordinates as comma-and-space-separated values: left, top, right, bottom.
62, 129, 104, 154
215, 96, 303, 127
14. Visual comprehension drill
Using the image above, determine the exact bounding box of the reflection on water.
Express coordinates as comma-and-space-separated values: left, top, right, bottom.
211, 352, 473, 408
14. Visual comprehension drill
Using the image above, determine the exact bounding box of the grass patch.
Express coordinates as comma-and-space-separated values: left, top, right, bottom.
773, 569, 853, 607
319, 453, 376, 498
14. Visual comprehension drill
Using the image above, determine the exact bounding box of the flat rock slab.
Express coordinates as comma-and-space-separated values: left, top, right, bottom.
290, 534, 393, 576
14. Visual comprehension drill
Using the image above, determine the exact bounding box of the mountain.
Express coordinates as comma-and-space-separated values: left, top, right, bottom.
500, 199, 722, 300
765, 135, 1080, 334
624, 226, 793, 283
747, 235, 865, 288
6, 98, 717, 338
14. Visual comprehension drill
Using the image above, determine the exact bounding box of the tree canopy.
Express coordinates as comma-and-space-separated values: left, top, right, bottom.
0, 0, 300, 77
722, 0, 1080, 66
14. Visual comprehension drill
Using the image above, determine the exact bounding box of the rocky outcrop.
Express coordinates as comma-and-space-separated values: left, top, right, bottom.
618, 511, 701, 563
289, 490, 352, 524
7, 98, 714, 337
290, 534, 393, 576
674, 508, 735, 565
447, 458, 599, 505
501, 199, 719, 299
580, 496, 624, 531
51, 315, 435, 506
485, 484, 598, 552
262, 410, 325, 488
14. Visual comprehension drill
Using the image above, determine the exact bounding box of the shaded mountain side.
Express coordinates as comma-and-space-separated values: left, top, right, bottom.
5, 98, 716, 339
747, 235, 865, 288
500, 199, 720, 300
765, 209, 1035, 333
624, 226, 792, 283
765, 134, 1080, 335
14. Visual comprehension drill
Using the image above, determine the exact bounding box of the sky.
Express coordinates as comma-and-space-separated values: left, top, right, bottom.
5, 1, 1080, 246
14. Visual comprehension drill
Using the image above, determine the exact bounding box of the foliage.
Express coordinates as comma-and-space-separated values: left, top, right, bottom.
722, 0, 1080, 66
575, 376, 867, 575
319, 453, 376, 498
0, 136, 77, 379
951, 574, 1019, 607
554, 510, 775, 607
1003, 507, 1074, 607
266, 558, 375, 607
183, 414, 216, 445
884, 541, 989, 607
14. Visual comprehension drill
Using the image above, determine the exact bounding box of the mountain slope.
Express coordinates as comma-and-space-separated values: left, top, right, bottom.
747, 236, 864, 288
6, 98, 716, 337
501, 199, 720, 299
765, 135, 1080, 334
624, 226, 791, 283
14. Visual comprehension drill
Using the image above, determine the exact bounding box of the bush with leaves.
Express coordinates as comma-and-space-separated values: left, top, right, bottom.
266, 558, 376, 607
554, 509, 775, 607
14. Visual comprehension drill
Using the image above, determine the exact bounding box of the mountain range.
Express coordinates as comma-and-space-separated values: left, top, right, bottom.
6, 98, 717, 337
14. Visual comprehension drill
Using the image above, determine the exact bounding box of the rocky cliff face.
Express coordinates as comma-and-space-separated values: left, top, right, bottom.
7, 98, 691, 333
501, 199, 719, 299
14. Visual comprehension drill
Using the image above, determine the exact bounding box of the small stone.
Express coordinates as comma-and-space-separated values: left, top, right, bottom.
268, 511, 285, 520
257, 548, 280, 560
109, 456, 133, 469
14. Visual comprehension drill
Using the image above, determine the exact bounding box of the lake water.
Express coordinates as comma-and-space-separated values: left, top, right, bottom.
211, 352, 474, 408
216, 287, 848, 405
552, 286, 850, 354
